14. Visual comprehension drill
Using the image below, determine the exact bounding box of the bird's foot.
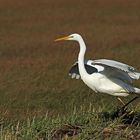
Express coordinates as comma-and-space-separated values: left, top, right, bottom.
117, 106, 128, 117
111, 106, 128, 119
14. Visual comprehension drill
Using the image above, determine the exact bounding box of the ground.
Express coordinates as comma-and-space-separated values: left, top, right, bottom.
0, 0, 140, 139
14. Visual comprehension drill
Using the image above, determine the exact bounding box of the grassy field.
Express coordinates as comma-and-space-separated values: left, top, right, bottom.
0, 0, 140, 139
1, 108, 140, 140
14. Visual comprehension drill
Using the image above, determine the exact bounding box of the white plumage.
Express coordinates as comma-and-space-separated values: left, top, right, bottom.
55, 33, 140, 97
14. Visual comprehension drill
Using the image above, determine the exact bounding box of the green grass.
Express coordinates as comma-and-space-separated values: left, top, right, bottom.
0, 106, 140, 140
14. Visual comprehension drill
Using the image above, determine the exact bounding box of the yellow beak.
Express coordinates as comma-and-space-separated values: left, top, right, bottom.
54, 36, 70, 42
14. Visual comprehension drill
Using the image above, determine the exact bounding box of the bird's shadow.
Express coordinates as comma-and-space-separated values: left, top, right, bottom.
100, 107, 140, 125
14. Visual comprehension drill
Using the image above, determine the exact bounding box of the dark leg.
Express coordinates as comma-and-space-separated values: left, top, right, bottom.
121, 96, 139, 110
113, 96, 139, 118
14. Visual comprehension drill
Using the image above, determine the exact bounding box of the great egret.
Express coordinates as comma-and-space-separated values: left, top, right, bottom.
55, 33, 140, 106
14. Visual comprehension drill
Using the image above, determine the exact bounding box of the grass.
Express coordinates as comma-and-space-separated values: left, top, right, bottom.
0, 0, 140, 139
0, 106, 140, 140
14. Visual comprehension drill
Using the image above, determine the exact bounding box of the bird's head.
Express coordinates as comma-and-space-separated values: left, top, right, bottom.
55, 33, 82, 42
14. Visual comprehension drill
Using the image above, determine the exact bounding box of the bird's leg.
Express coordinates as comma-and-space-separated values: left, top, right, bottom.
113, 97, 126, 117
115, 96, 139, 117
117, 97, 125, 106
121, 96, 139, 110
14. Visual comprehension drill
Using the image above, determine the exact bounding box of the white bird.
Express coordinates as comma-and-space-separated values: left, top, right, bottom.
55, 33, 140, 105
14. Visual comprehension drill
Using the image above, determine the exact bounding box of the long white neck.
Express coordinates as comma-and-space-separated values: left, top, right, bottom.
77, 37, 88, 78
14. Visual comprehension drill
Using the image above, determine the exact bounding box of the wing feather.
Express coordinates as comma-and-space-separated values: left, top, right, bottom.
69, 59, 140, 83
92, 59, 140, 80
94, 63, 133, 84
69, 61, 97, 79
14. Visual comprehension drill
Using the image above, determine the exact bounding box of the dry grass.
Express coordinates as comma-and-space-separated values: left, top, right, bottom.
0, 0, 139, 120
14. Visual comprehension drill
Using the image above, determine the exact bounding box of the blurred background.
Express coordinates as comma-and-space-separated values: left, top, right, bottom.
0, 0, 140, 119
